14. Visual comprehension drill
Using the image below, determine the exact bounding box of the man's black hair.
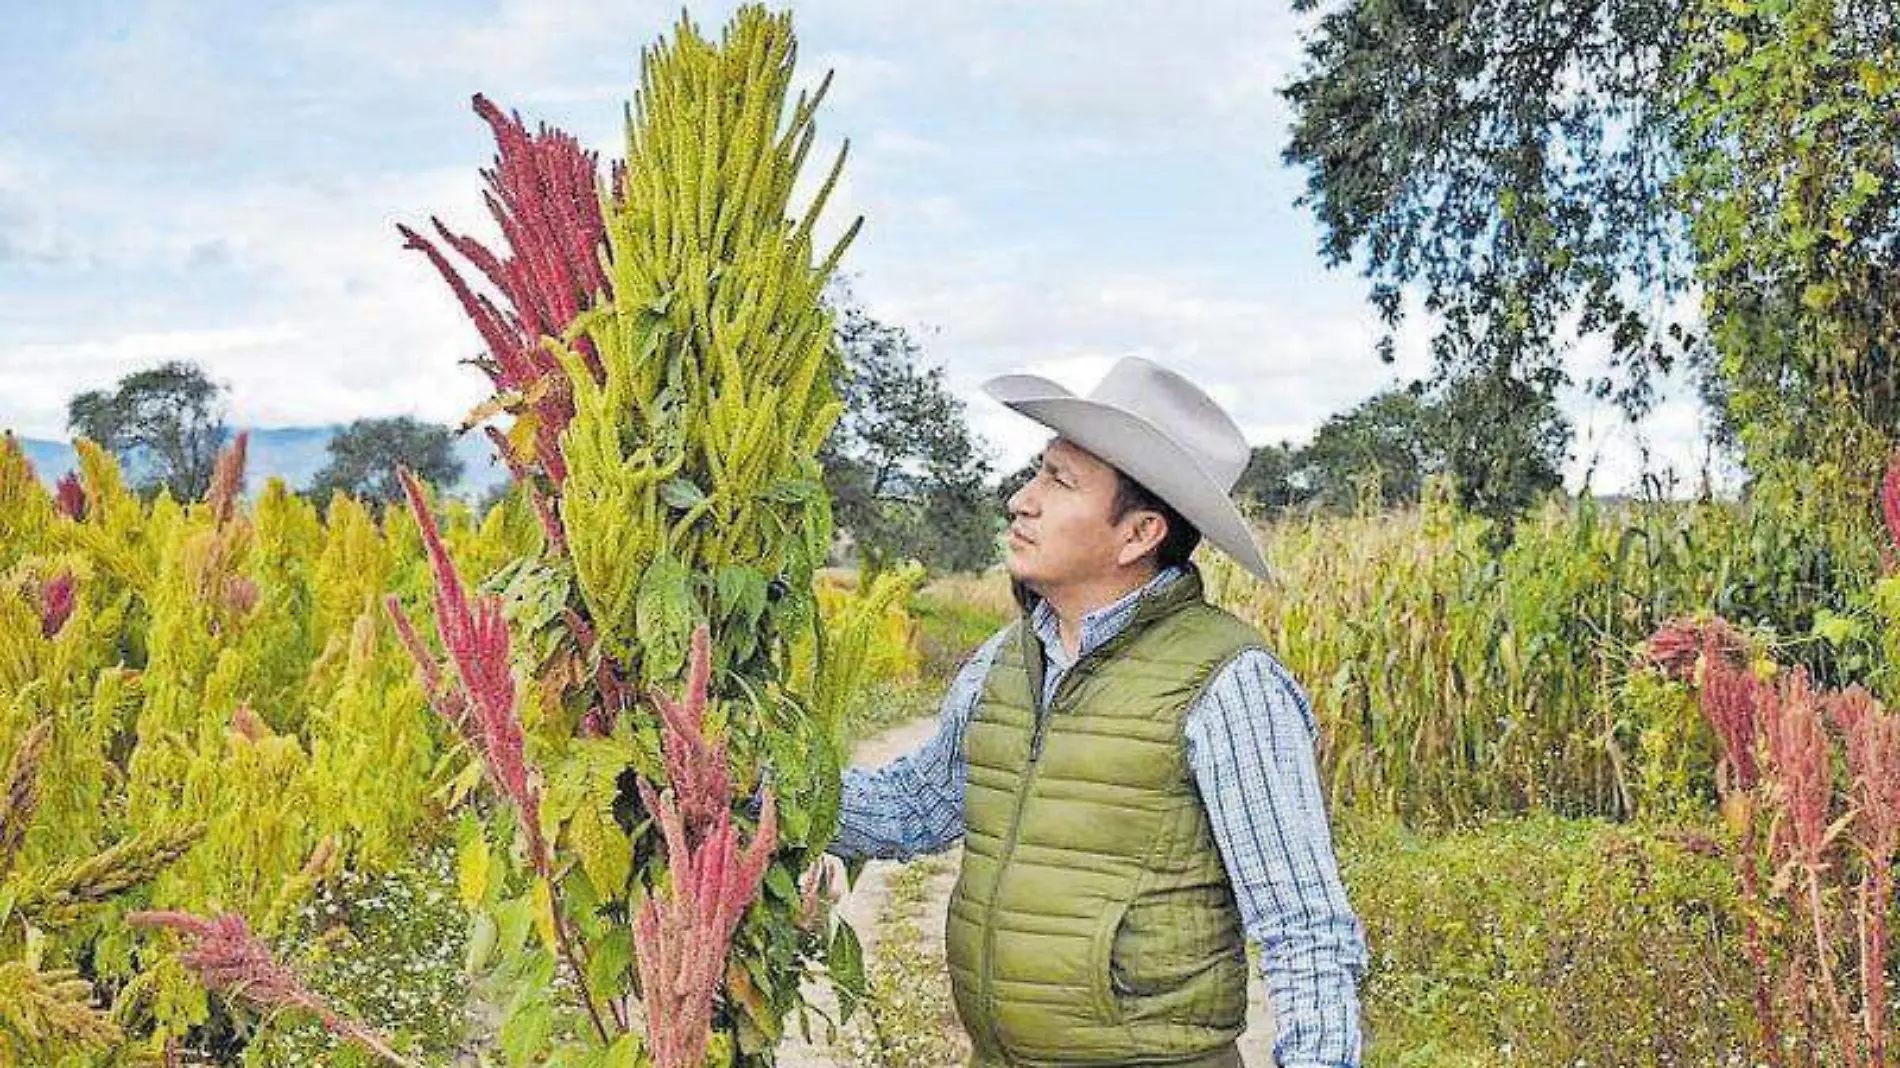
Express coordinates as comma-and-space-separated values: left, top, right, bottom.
1109, 469, 1201, 572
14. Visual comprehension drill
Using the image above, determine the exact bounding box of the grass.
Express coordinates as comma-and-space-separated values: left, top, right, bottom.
843, 854, 966, 1068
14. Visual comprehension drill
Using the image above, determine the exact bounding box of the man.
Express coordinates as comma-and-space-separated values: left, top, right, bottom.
829, 356, 1368, 1067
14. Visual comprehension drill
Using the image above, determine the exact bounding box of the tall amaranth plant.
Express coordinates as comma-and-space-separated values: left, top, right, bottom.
378, 6, 887, 1065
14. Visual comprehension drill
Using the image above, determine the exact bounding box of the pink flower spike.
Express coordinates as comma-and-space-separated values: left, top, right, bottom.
647, 624, 734, 839
632, 781, 779, 1068
54, 472, 86, 521
40, 570, 75, 638
207, 432, 249, 525
395, 468, 542, 866
129, 910, 419, 1068
397, 94, 608, 487
1882, 450, 1900, 561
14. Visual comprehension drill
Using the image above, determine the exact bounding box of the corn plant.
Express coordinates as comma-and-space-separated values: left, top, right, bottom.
1199, 467, 1884, 826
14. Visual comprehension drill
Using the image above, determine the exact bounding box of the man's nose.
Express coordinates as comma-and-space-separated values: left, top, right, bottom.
1008, 481, 1036, 516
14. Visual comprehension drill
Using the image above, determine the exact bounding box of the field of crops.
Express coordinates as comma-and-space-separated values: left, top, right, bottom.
6, 1, 1899, 1066
13, 423, 1900, 1065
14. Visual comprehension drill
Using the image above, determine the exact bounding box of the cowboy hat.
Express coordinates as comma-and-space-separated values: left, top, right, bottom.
981, 355, 1274, 584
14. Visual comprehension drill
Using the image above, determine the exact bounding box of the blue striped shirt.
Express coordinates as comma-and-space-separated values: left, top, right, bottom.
831, 565, 1368, 1068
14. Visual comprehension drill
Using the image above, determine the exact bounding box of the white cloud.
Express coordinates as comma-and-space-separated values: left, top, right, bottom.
3, 0, 1726, 503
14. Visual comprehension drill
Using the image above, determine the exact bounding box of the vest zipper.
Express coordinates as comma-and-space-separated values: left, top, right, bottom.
980, 656, 1084, 1063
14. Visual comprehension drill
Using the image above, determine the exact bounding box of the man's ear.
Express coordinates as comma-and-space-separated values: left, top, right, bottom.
1115, 511, 1166, 567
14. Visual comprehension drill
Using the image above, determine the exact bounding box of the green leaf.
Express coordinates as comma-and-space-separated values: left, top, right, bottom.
634, 552, 697, 681
759, 477, 821, 504
570, 803, 634, 900
601, 1034, 645, 1068
765, 861, 797, 903
466, 910, 499, 975
501, 993, 553, 1068
585, 926, 635, 998
457, 817, 492, 908
493, 893, 535, 959
660, 476, 709, 511
715, 564, 768, 628
829, 918, 866, 1023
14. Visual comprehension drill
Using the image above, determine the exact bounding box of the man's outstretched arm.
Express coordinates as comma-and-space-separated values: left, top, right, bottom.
829, 627, 1010, 861
1186, 649, 1369, 1068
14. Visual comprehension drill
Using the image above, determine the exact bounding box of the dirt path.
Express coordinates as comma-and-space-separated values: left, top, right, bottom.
778, 717, 1281, 1067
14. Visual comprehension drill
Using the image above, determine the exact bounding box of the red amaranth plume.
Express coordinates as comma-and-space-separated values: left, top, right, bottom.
207, 432, 248, 526
1763, 667, 1859, 1050
41, 570, 75, 638
129, 911, 418, 1068
1832, 686, 1900, 1064
384, 593, 474, 739
1882, 450, 1900, 566
1701, 653, 1763, 793
633, 781, 778, 1068
386, 468, 544, 871
1765, 668, 1832, 870
398, 93, 609, 496
1644, 614, 1750, 684
648, 624, 733, 838
55, 472, 86, 521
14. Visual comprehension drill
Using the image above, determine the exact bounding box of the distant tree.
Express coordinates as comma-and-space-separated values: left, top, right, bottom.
1235, 441, 1308, 514
1300, 387, 1440, 512
820, 286, 1000, 579
1242, 377, 1568, 531
67, 361, 230, 500
1433, 367, 1570, 532
308, 416, 463, 508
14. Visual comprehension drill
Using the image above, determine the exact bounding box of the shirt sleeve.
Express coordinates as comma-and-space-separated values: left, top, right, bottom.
827, 625, 1011, 861
1184, 648, 1368, 1068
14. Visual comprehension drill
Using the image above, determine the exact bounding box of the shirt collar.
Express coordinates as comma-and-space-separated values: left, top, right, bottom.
1030, 564, 1186, 667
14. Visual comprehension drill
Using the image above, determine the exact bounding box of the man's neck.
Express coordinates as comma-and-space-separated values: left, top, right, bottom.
1037, 567, 1162, 658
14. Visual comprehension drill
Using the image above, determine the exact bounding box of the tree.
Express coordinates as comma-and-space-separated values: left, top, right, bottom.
1281, 0, 1898, 491
67, 361, 230, 500
1433, 367, 1570, 530
1235, 380, 1567, 529
1300, 386, 1441, 512
1235, 441, 1309, 514
308, 417, 463, 509
819, 287, 1001, 578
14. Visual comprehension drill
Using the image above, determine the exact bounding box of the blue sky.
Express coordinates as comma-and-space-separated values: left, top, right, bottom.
0, 0, 1729, 494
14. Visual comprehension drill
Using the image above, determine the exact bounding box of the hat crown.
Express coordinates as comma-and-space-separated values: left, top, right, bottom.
1088, 358, 1248, 490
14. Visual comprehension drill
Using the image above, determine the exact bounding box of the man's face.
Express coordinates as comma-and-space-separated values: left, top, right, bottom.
1004, 437, 1150, 589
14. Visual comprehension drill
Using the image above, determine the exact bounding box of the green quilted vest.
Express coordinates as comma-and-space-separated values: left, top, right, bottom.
946, 564, 1261, 1068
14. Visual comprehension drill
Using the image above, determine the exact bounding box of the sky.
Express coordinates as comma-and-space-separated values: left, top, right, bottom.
0, 0, 1737, 496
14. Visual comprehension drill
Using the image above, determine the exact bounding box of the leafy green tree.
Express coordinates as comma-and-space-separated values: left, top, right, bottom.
1281, 0, 1897, 496
1238, 380, 1566, 529
1283, 0, 1692, 420
1673, 0, 1899, 495
67, 361, 231, 501
820, 288, 1000, 578
1301, 386, 1441, 512
1433, 367, 1570, 532
1236, 441, 1309, 514
308, 416, 464, 509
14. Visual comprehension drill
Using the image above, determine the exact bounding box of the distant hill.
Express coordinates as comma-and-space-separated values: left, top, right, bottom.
10, 426, 511, 502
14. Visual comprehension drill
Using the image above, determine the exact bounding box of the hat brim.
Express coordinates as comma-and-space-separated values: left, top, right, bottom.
982, 380, 1275, 585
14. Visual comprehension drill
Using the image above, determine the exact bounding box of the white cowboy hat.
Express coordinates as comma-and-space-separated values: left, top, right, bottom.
981, 355, 1274, 584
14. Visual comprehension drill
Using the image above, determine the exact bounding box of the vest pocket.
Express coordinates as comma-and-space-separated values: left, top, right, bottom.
1088, 896, 1130, 1025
